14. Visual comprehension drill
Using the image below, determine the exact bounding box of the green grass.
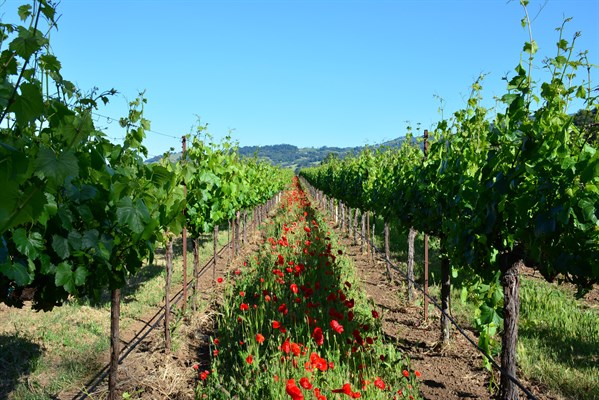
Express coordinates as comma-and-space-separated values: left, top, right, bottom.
366, 215, 599, 400
0, 227, 233, 400
518, 279, 599, 399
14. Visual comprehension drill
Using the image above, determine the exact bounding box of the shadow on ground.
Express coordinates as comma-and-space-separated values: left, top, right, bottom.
0, 334, 42, 398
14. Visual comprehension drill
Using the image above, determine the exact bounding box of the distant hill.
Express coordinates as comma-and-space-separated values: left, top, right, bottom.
146, 137, 408, 171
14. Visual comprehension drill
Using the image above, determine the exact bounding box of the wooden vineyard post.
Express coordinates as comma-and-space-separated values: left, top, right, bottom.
164, 239, 173, 352
423, 129, 430, 322
235, 210, 240, 256
192, 237, 200, 312
424, 234, 429, 321
499, 250, 523, 400
108, 288, 121, 400
347, 208, 352, 238
347, 207, 352, 237
213, 225, 218, 289
407, 227, 416, 302
361, 212, 366, 254
227, 219, 232, 263
366, 211, 371, 259
181, 136, 188, 313
243, 210, 247, 245
353, 209, 358, 246
334, 201, 338, 225
384, 220, 392, 281
371, 214, 375, 264
440, 251, 451, 343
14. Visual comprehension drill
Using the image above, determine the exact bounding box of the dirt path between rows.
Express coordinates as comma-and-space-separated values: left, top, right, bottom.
323, 215, 562, 400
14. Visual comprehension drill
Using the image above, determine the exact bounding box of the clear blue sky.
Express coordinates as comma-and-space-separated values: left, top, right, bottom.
3, 0, 599, 158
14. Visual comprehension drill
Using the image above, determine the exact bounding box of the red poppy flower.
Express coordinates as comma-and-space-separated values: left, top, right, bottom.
309, 352, 328, 372
330, 320, 344, 334
299, 377, 313, 389
286, 379, 304, 400
290, 283, 299, 294
372, 310, 379, 319
415, 370, 422, 378
240, 303, 249, 311
291, 342, 301, 356
245, 354, 253, 364
199, 370, 209, 380
332, 383, 352, 395
312, 327, 324, 346
314, 388, 326, 400
282, 338, 291, 354
272, 320, 281, 329
256, 333, 265, 344
402, 370, 410, 378
374, 377, 385, 389
216, 277, 223, 283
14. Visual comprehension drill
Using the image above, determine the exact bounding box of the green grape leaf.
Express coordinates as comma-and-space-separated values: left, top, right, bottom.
11, 82, 44, 125
74, 266, 88, 286
3, 185, 47, 230
39, 54, 61, 73
13, 228, 44, 259
55, 261, 75, 293
17, 5, 32, 21
82, 230, 99, 250
0, 260, 31, 285
578, 198, 596, 223
116, 197, 151, 234
480, 303, 503, 326
9, 26, 47, 60
35, 148, 80, 184
68, 231, 82, 251
52, 235, 70, 259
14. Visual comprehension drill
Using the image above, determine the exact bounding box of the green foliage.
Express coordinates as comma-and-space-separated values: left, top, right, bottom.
0, 0, 289, 310
0, 1, 184, 309
184, 125, 290, 236
301, 4, 599, 386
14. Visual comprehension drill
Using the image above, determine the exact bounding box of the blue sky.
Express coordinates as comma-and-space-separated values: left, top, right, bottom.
3, 0, 599, 158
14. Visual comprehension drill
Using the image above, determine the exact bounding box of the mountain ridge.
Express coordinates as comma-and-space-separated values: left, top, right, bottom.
145, 136, 408, 170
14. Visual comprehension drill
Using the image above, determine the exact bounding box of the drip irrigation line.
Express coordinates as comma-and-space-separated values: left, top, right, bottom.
73, 240, 232, 400
301, 180, 538, 400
